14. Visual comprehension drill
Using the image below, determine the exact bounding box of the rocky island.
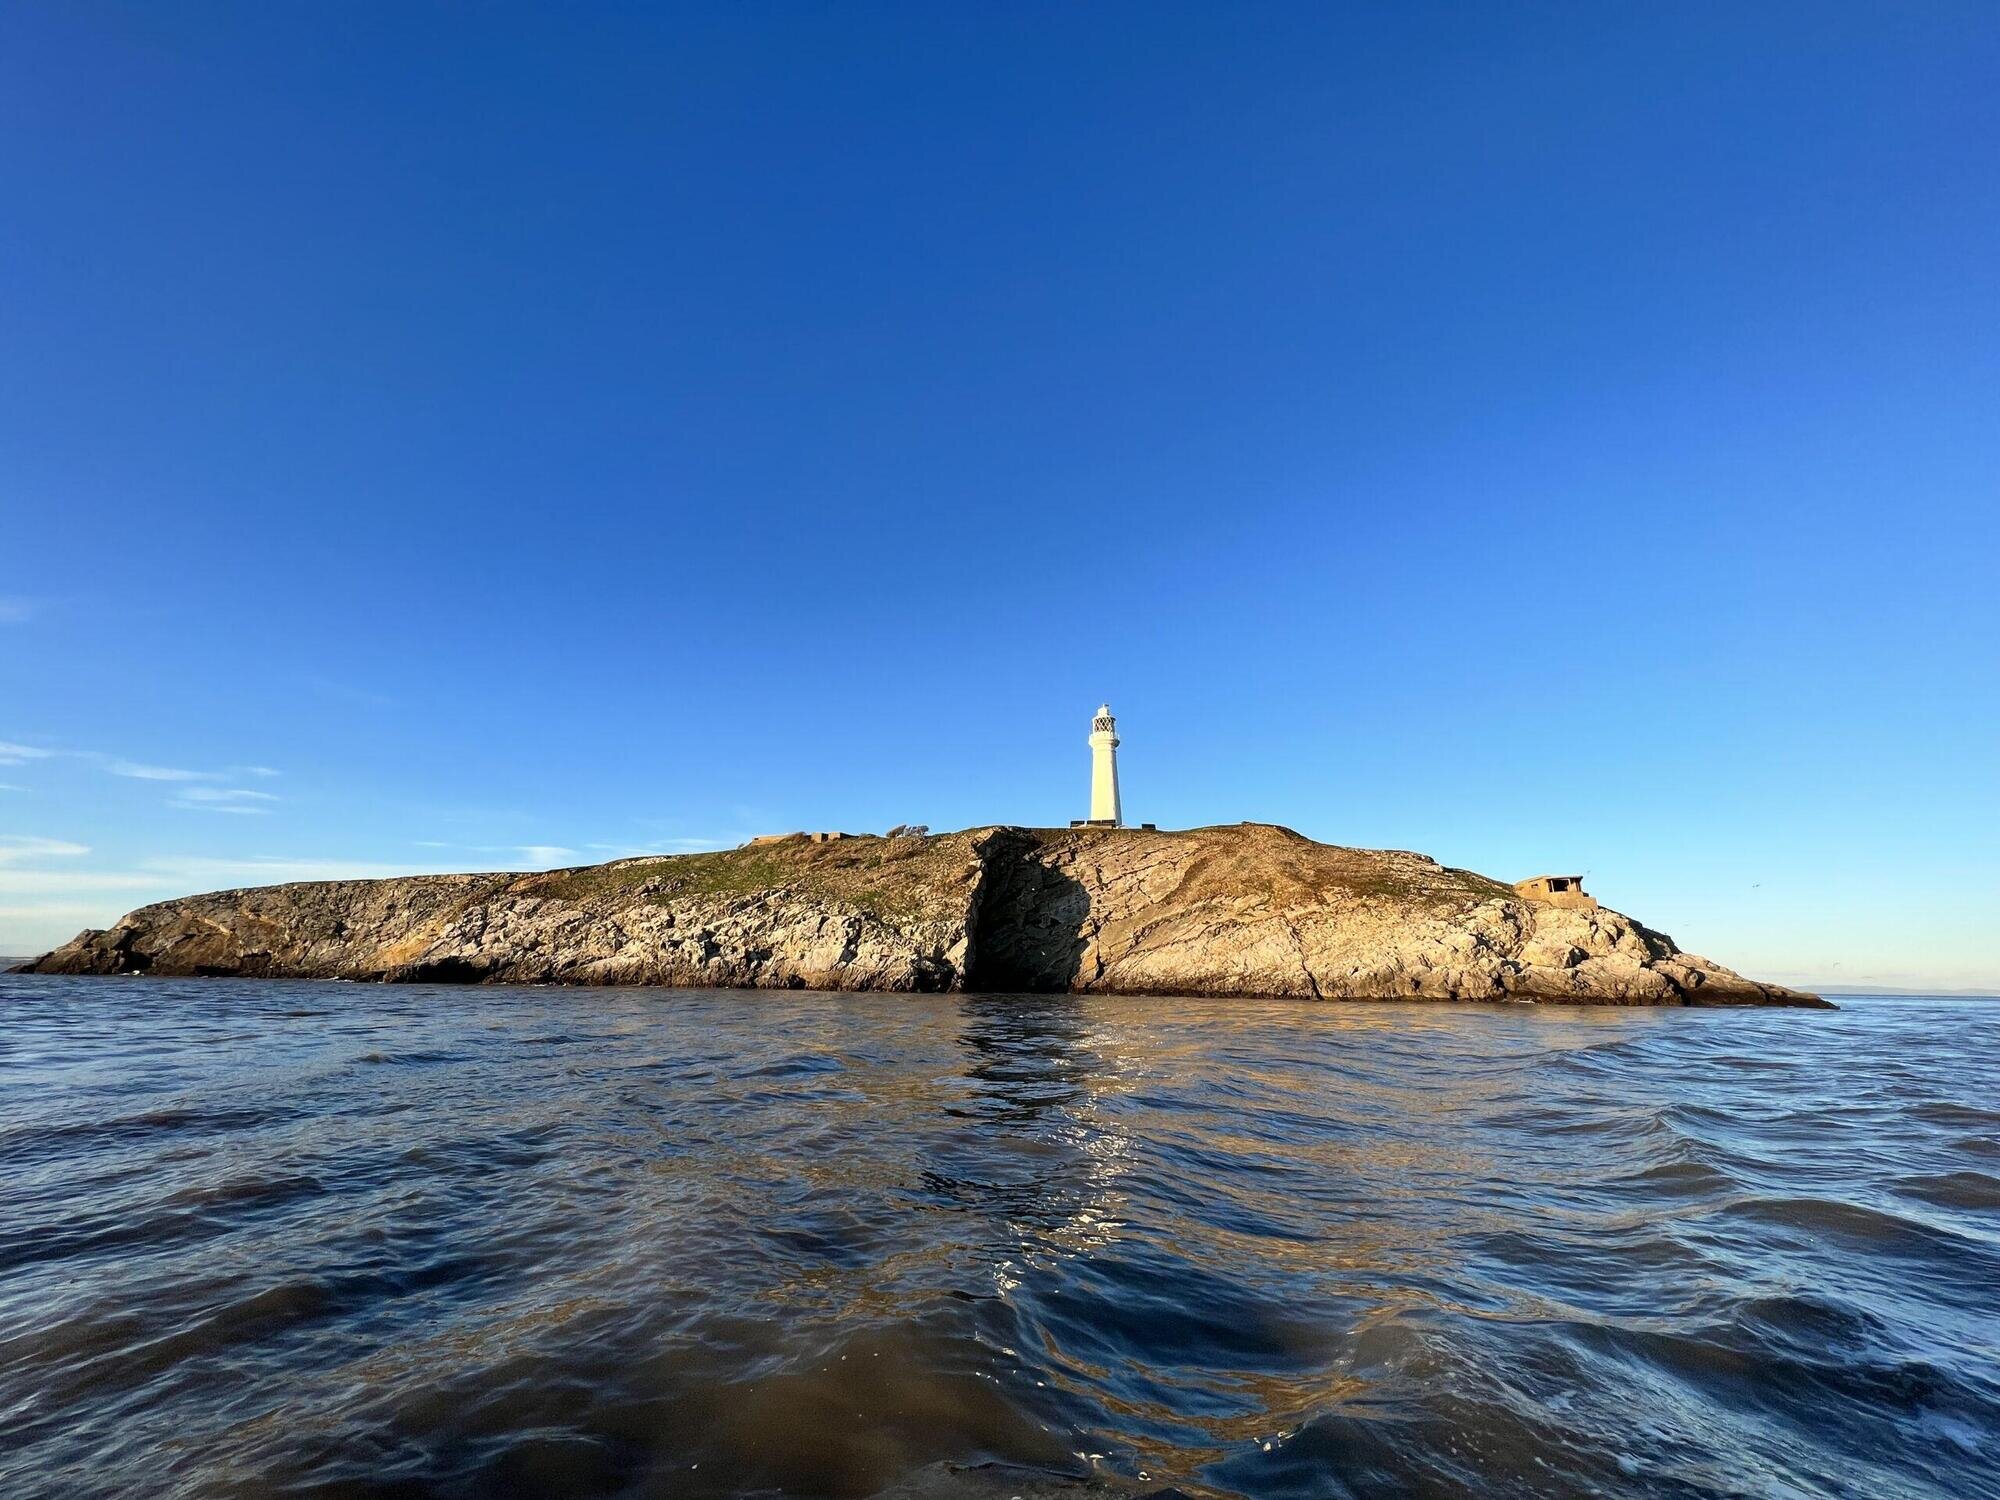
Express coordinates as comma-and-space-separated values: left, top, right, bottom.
19, 823, 1822, 1006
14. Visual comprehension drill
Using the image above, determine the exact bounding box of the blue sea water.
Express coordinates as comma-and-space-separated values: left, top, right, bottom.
0, 977, 1995, 1498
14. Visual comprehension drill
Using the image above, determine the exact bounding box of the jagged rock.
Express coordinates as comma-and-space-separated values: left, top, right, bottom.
16, 823, 1824, 1006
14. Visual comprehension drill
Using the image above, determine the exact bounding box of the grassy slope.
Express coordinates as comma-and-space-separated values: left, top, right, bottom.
522, 832, 984, 923
521, 824, 1513, 926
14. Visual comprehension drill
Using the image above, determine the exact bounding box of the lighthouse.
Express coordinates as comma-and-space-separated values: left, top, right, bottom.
1085, 703, 1122, 827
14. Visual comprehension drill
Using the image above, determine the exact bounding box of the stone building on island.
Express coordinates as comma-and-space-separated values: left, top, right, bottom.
1513, 874, 1597, 911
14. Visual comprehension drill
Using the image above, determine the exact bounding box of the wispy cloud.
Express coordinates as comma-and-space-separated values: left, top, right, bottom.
417, 840, 718, 867
0, 597, 33, 625
1, 851, 486, 903
0, 783, 23, 793
0, 836, 90, 862
0, 739, 284, 792
455, 844, 580, 866
171, 787, 281, 811
0, 901, 129, 925
411, 841, 588, 867
586, 838, 728, 857
303, 676, 393, 709
101, 758, 221, 783
138, 855, 467, 887
0, 869, 167, 893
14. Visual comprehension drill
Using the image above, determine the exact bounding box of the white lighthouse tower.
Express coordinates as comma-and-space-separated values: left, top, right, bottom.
1084, 703, 1122, 827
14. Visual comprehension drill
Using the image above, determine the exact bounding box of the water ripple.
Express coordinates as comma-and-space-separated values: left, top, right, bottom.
0, 977, 1996, 1499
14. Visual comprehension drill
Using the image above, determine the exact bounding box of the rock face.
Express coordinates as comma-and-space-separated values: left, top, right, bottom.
17, 824, 1824, 1006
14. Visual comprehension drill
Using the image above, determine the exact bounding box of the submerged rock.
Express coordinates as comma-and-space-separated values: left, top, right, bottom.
16, 824, 1824, 1006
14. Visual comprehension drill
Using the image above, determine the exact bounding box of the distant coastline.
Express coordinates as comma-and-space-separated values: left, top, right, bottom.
1809, 985, 2000, 999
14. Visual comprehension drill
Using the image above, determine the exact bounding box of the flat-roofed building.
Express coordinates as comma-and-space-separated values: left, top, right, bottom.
1513, 874, 1597, 911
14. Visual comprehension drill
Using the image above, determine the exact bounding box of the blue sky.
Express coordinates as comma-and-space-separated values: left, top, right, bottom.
3, 3, 1996, 989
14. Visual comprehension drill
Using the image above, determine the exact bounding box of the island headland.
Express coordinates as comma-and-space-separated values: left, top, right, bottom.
17, 822, 1823, 1006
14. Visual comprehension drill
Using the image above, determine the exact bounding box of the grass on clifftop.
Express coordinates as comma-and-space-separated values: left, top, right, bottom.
1018, 822, 1517, 908
525, 834, 978, 923
526, 824, 1517, 926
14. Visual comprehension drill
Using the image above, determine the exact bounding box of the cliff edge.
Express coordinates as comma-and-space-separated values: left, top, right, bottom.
16, 824, 1824, 1006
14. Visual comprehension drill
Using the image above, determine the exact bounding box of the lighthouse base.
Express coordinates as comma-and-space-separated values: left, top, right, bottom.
1069, 819, 1157, 830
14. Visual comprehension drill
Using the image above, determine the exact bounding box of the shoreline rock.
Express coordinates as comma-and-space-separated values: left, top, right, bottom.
14, 823, 1827, 1007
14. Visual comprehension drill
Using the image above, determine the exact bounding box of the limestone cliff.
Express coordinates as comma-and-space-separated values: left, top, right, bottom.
16, 824, 1824, 1006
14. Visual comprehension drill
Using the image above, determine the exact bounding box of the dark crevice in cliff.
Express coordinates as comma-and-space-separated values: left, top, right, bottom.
963, 832, 1091, 993
392, 956, 492, 985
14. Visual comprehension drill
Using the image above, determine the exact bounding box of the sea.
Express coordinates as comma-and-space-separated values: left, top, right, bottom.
1, 975, 1995, 1499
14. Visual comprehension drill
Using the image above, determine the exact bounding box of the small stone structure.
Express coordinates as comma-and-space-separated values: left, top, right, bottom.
1514, 874, 1597, 911
745, 832, 852, 847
